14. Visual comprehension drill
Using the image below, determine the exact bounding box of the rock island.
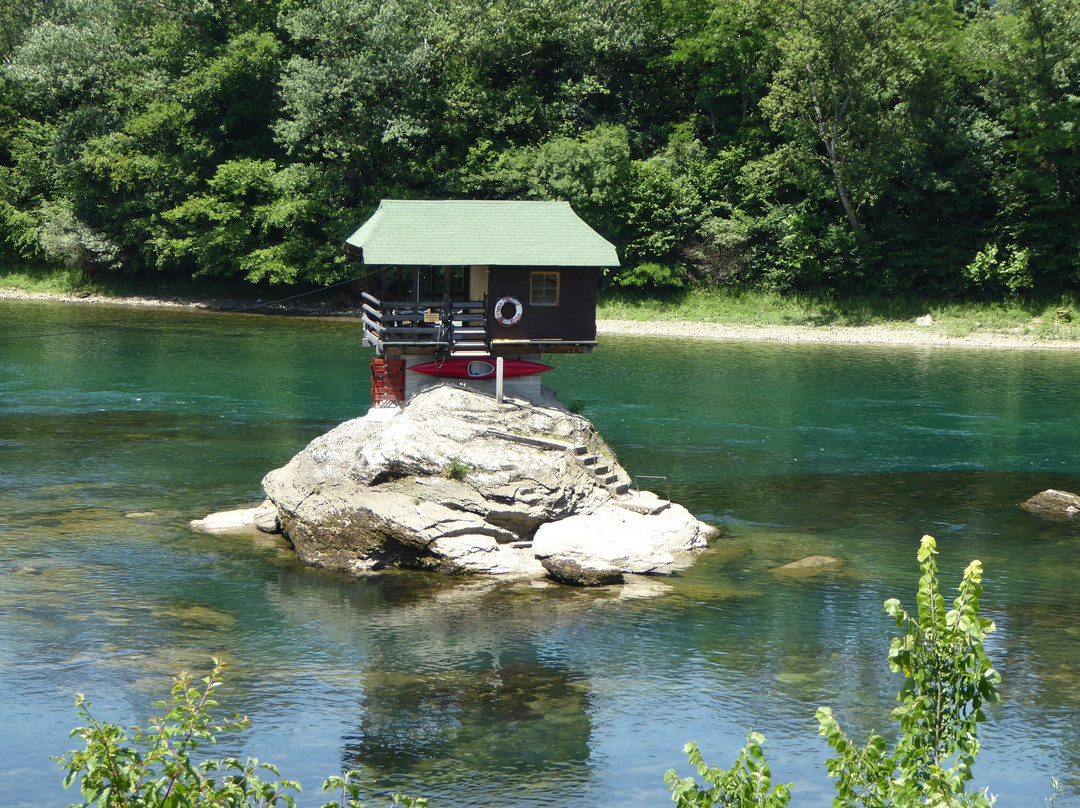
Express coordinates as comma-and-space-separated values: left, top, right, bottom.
193, 200, 717, 585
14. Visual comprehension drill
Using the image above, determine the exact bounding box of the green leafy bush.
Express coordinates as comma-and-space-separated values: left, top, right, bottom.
818, 535, 1000, 807
666, 734, 792, 808
57, 659, 426, 808
666, 535, 1003, 808
963, 244, 1034, 297
616, 262, 686, 290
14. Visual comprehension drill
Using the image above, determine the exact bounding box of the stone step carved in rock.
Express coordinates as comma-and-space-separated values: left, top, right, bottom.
614, 492, 671, 516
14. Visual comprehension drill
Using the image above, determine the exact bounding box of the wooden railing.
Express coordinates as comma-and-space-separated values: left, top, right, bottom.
361, 292, 488, 354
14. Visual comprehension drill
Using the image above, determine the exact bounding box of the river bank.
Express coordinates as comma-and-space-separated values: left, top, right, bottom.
3, 286, 1079, 350
594, 317, 1080, 350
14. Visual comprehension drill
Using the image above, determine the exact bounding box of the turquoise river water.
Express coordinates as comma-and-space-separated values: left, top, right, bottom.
2, 299, 1079, 806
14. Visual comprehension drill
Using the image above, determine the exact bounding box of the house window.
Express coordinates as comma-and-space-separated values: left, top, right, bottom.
530, 272, 560, 306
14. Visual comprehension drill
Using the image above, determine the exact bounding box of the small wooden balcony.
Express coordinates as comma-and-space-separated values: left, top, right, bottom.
361, 292, 489, 355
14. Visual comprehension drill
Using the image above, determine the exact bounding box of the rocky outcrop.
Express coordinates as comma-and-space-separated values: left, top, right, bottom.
1020, 489, 1080, 520
252, 385, 716, 584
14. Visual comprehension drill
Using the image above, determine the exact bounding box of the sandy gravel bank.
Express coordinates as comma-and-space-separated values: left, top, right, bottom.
1, 288, 200, 308
596, 318, 1080, 350
0, 288, 356, 317
4, 288, 1077, 350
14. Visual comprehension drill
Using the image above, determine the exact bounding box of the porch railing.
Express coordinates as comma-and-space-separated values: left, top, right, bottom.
361, 292, 488, 354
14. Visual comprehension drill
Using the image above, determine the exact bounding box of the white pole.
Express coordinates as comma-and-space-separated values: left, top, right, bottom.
496, 356, 504, 404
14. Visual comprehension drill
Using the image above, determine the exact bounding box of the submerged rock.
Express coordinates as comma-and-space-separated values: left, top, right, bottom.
1020, 489, 1080, 520
250, 385, 716, 585
771, 555, 846, 579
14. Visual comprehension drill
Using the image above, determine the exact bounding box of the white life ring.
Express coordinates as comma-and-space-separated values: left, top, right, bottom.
494, 296, 523, 327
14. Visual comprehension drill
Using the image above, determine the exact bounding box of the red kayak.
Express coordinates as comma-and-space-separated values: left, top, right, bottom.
408, 357, 552, 379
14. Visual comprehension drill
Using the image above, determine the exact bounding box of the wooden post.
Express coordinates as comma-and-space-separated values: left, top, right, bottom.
496, 356, 504, 404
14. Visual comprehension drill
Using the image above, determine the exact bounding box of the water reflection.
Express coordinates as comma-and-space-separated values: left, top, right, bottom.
345, 653, 591, 781
261, 576, 618, 800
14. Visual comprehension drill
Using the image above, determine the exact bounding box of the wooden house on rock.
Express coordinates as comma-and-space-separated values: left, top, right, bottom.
347, 200, 619, 405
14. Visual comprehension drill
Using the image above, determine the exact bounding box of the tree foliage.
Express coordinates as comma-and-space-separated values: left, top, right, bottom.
0, 0, 1076, 298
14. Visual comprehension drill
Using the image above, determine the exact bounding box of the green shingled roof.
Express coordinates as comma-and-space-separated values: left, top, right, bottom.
345, 200, 620, 267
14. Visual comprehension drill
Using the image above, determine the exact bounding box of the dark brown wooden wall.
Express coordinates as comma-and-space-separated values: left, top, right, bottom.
487, 266, 600, 342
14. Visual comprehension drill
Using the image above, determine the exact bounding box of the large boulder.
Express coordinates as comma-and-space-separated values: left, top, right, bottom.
532, 499, 713, 575
1020, 489, 1080, 520
258, 385, 715, 583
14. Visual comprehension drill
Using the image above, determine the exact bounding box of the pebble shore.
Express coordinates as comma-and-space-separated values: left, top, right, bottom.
595, 318, 1080, 350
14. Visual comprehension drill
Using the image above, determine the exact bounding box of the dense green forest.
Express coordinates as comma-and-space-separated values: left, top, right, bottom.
0, 0, 1077, 298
